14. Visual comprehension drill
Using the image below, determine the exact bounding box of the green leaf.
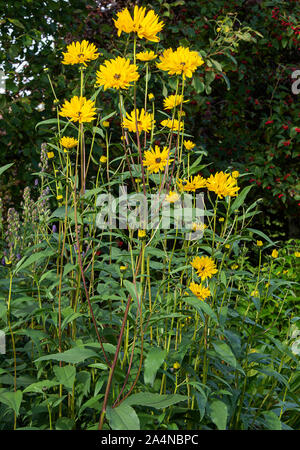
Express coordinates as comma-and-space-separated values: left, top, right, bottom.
144, 347, 166, 387
230, 185, 253, 213
106, 404, 140, 430
124, 393, 188, 409
55, 417, 75, 430
183, 296, 218, 325
15, 249, 56, 274
212, 342, 237, 368
263, 411, 282, 430
0, 390, 22, 416
209, 400, 228, 430
35, 346, 98, 364
0, 163, 14, 177
53, 365, 76, 391
23, 380, 59, 394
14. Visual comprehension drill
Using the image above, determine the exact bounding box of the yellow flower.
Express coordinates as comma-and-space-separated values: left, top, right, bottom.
96, 56, 139, 91
56, 195, 63, 201
120, 265, 127, 272
294, 251, 300, 257
136, 50, 157, 61
157, 46, 204, 79
257, 240, 263, 247
271, 249, 278, 258
177, 175, 206, 192
219, 217, 225, 222
59, 96, 96, 123
173, 362, 181, 370
163, 94, 187, 110
165, 191, 180, 203
225, 244, 230, 249
47, 152, 54, 159
184, 140, 196, 151
143, 145, 173, 173
190, 256, 218, 281
161, 118, 183, 132
206, 171, 240, 199
62, 40, 99, 66
216, 27, 221, 32
148, 93, 154, 101
113, 6, 164, 42
138, 229, 146, 238
251, 290, 259, 297
102, 120, 110, 127
122, 108, 154, 134
100, 156, 107, 163
189, 282, 211, 301
191, 222, 207, 232
231, 264, 239, 270
60, 136, 78, 149
232, 170, 239, 178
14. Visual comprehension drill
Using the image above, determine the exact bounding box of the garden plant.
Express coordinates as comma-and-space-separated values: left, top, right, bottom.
0, 2, 299, 431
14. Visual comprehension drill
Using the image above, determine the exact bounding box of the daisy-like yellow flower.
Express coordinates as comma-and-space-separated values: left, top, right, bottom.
189, 282, 211, 301
62, 40, 99, 66
96, 56, 139, 91
173, 362, 181, 370
271, 249, 278, 258
191, 222, 207, 232
47, 152, 54, 159
60, 136, 78, 149
148, 93, 155, 101
257, 240, 263, 247
100, 156, 107, 163
113, 6, 164, 42
232, 170, 239, 178
161, 118, 183, 132
294, 251, 300, 257
157, 46, 204, 79
251, 290, 259, 297
136, 50, 157, 61
165, 191, 180, 203
190, 255, 218, 281
102, 121, 110, 127
59, 96, 96, 123
163, 94, 187, 110
122, 108, 154, 134
177, 175, 206, 192
138, 229, 146, 238
206, 171, 240, 199
143, 146, 173, 173
184, 140, 196, 151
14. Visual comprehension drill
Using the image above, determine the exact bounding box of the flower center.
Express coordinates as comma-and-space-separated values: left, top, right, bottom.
155, 157, 162, 163
114, 73, 121, 80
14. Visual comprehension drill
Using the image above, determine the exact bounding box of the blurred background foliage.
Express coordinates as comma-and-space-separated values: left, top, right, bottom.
0, 0, 299, 238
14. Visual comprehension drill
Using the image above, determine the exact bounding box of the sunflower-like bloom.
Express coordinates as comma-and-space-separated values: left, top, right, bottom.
114, 6, 164, 42
184, 140, 196, 151
157, 46, 204, 78
96, 57, 139, 91
190, 256, 218, 281
143, 146, 173, 173
122, 108, 155, 134
189, 282, 211, 301
62, 40, 99, 66
161, 118, 183, 132
206, 171, 240, 199
165, 191, 180, 203
177, 175, 206, 192
136, 50, 157, 61
59, 96, 97, 123
191, 222, 207, 232
60, 136, 78, 149
163, 94, 188, 110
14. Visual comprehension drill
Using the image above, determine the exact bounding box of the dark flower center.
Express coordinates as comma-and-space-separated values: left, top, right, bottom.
114, 73, 121, 79
155, 158, 161, 163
